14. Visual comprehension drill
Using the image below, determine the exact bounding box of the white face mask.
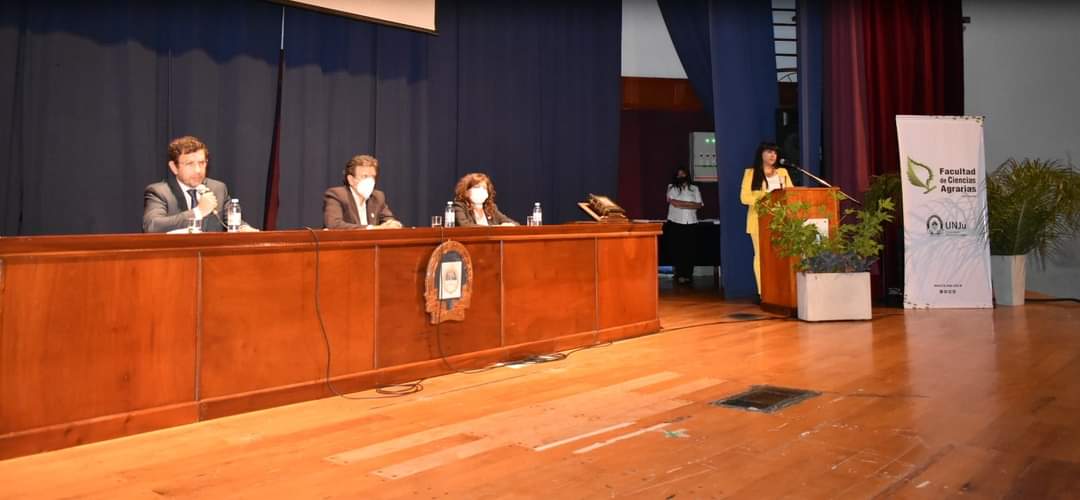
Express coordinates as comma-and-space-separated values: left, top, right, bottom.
469, 187, 489, 205
356, 177, 376, 199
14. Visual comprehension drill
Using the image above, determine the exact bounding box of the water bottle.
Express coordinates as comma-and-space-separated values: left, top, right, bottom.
532, 202, 543, 226
444, 201, 456, 228
224, 198, 242, 232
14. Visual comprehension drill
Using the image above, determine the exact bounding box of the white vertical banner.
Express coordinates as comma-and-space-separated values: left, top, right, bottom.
897, 115, 993, 308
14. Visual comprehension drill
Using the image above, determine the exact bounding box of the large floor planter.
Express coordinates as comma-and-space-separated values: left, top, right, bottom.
990, 254, 1026, 306
796, 272, 872, 321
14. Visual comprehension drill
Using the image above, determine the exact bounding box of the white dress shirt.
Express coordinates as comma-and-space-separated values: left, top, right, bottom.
666, 184, 702, 225
178, 178, 204, 220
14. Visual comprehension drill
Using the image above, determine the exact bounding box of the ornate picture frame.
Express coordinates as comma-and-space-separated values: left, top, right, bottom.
424, 241, 474, 324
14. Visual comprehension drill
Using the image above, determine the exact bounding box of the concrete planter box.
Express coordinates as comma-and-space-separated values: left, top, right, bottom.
990, 254, 1026, 306
796, 272, 872, 321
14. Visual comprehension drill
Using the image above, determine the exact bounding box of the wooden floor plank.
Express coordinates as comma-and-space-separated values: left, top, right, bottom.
2, 281, 1079, 499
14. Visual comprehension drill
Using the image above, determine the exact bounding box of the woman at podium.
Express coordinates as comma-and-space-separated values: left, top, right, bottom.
739, 142, 793, 293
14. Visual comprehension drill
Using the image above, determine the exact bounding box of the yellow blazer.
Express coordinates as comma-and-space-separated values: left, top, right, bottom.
739, 167, 793, 235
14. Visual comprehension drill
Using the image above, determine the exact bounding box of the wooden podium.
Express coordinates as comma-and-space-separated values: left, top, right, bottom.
758, 187, 840, 316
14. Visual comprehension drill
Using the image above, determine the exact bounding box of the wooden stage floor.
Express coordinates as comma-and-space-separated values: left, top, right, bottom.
2, 280, 1079, 499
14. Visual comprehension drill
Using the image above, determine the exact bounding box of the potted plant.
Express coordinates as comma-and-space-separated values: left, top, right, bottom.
864, 173, 904, 306
757, 194, 896, 321
986, 158, 1080, 305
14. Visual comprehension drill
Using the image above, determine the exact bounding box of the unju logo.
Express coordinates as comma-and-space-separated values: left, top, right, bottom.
927, 215, 943, 235
906, 157, 936, 194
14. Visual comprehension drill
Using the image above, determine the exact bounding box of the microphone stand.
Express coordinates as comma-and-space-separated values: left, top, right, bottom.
783, 161, 862, 206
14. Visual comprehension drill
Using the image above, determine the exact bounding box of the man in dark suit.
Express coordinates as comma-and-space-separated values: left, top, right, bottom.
323, 154, 402, 230
142, 136, 256, 233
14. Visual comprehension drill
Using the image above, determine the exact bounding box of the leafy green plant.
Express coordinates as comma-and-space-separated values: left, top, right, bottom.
756, 194, 896, 273
987, 158, 1080, 257
865, 173, 902, 217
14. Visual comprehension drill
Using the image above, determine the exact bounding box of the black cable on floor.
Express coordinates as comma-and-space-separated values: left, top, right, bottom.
307, 223, 663, 400
305, 227, 423, 400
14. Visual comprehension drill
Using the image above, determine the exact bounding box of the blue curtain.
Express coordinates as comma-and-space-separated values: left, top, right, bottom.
272, 0, 623, 229
656, 0, 714, 112
797, 0, 824, 177
710, 0, 778, 298
0, 0, 622, 234
274, 7, 380, 229
659, 0, 778, 298
0, 0, 280, 235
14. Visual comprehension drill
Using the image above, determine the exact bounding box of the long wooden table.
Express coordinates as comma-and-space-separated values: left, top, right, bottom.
0, 224, 661, 459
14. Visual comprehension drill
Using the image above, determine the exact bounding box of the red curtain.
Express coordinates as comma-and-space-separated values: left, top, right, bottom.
617, 109, 717, 221
263, 48, 284, 231
861, 0, 964, 178
825, 0, 964, 194
824, 0, 964, 302
824, 0, 871, 202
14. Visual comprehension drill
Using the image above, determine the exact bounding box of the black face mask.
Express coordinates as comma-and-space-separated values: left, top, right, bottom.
676, 176, 687, 182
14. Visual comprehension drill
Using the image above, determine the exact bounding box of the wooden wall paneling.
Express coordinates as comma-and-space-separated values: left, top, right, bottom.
502, 239, 597, 346
597, 235, 659, 330
621, 77, 704, 112
0, 255, 198, 434
376, 242, 502, 368
198, 247, 376, 399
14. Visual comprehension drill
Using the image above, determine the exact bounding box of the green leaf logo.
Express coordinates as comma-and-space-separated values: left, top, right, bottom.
906, 157, 936, 194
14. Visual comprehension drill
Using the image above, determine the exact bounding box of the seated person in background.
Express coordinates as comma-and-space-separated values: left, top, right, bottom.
323, 154, 402, 229
143, 135, 256, 233
452, 172, 517, 226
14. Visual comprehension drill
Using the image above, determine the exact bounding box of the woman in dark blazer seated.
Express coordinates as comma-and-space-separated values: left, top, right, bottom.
452, 172, 518, 226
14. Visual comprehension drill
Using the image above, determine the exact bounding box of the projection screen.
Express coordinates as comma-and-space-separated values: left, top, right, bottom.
276, 0, 436, 33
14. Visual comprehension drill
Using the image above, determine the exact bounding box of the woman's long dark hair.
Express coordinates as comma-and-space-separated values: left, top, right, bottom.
750, 142, 781, 191
455, 172, 496, 217
670, 167, 691, 192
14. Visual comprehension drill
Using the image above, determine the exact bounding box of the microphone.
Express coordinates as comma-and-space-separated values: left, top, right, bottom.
778, 159, 862, 205
195, 184, 219, 214
195, 183, 227, 225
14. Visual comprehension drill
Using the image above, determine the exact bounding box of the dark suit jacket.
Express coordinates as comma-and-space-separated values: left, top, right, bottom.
143, 177, 235, 233
452, 200, 517, 227
323, 186, 397, 229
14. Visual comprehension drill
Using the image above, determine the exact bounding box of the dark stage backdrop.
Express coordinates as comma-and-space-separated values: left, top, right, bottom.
0, 0, 621, 234
0, 0, 280, 235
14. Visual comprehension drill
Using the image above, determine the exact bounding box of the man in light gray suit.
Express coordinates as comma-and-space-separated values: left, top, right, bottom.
143, 136, 256, 233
